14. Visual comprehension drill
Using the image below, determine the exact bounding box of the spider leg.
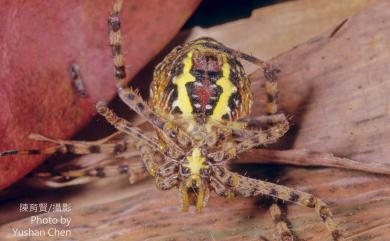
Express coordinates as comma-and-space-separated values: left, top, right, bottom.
35, 159, 149, 189
213, 167, 344, 241
38, 163, 137, 179
210, 174, 294, 240
153, 157, 178, 191
178, 181, 210, 212
228, 113, 288, 139
30, 133, 138, 155
136, 141, 164, 177
96, 101, 170, 154
107, 0, 192, 148
237, 114, 288, 128
269, 203, 295, 241
0, 133, 136, 158
230, 48, 283, 136
233, 51, 281, 116
35, 141, 160, 187
210, 119, 289, 162
154, 161, 178, 191
178, 182, 190, 212
156, 174, 178, 191
0, 146, 60, 158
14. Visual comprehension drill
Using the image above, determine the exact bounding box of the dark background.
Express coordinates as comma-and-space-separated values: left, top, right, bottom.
183, 0, 285, 29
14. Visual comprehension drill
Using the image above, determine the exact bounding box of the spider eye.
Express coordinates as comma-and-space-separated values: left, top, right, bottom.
169, 130, 177, 138
180, 166, 190, 176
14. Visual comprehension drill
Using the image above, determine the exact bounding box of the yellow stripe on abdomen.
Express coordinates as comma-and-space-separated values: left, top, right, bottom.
173, 51, 196, 116
211, 55, 235, 121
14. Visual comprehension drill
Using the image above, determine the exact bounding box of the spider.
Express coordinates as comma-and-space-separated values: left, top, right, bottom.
0, 0, 344, 240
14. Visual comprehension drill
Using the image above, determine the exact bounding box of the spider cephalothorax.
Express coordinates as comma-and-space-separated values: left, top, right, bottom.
177, 147, 212, 211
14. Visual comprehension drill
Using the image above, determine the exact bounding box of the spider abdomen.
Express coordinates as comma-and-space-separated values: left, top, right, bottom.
151, 38, 252, 125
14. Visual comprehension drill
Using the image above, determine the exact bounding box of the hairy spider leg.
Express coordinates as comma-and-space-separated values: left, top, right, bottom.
38, 162, 145, 180
213, 167, 344, 241
0, 132, 137, 158
228, 48, 293, 241
107, 0, 193, 149
269, 203, 295, 241
0, 131, 153, 185
210, 119, 289, 162
96, 102, 164, 153
154, 161, 179, 190
35, 138, 161, 186
136, 140, 164, 177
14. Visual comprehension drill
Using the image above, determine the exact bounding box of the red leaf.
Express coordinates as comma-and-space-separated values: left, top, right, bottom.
0, 0, 200, 189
